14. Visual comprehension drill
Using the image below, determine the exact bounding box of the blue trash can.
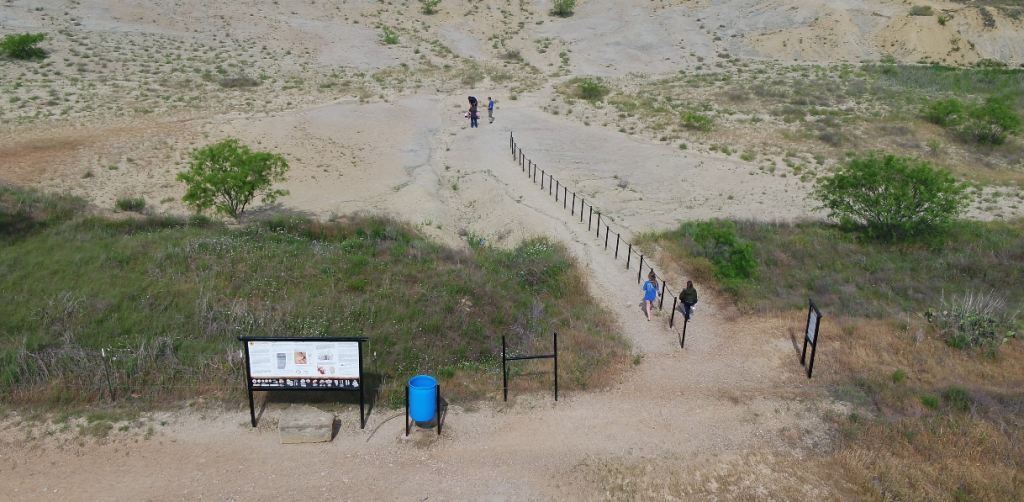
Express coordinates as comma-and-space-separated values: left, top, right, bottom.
409, 375, 437, 422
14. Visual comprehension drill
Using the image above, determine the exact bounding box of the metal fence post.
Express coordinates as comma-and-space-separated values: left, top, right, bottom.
626, 244, 632, 269
553, 332, 559, 402
615, 234, 620, 259
588, 206, 593, 231
659, 280, 666, 310
549, 175, 553, 196
556, 181, 560, 201
541, 170, 544, 189
580, 199, 585, 223
596, 213, 601, 237
563, 187, 568, 209
572, 193, 576, 215
502, 335, 507, 402
637, 255, 644, 283
605, 225, 610, 249
670, 297, 677, 327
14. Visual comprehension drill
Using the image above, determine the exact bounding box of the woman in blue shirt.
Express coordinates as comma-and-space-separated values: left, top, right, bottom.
643, 271, 660, 321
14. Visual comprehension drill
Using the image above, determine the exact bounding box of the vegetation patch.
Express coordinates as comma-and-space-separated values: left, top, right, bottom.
0, 188, 628, 407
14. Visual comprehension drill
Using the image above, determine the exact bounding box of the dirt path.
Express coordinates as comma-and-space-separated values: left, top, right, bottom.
0, 109, 851, 501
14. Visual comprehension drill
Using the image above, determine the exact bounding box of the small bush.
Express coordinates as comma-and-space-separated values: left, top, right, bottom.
921, 394, 941, 409
924, 98, 966, 128
681, 111, 713, 132
576, 77, 609, 101
979, 7, 995, 28
675, 220, 758, 285
501, 50, 521, 61
419, 0, 441, 15
380, 26, 399, 45
551, 0, 576, 17
938, 14, 951, 25
943, 386, 972, 411
961, 95, 1021, 145
0, 33, 47, 60
811, 152, 970, 240
910, 5, 934, 16
114, 197, 146, 213
891, 369, 907, 384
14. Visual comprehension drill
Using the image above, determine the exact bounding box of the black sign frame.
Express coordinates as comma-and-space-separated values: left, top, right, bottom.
239, 336, 369, 428
800, 299, 822, 379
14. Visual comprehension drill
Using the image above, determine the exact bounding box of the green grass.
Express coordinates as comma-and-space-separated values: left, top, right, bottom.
114, 197, 146, 213
0, 188, 628, 407
638, 219, 1023, 328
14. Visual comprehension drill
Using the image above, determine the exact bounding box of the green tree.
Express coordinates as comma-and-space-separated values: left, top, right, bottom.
551, 0, 576, 17
177, 139, 290, 219
0, 33, 47, 60
923, 98, 965, 128
419, 0, 441, 14
812, 152, 969, 240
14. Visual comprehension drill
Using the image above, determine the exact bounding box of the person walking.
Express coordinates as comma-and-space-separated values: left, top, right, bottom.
679, 280, 698, 320
468, 96, 479, 128
487, 97, 494, 124
643, 271, 660, 322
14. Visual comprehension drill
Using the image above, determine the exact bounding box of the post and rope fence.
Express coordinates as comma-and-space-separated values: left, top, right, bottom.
507, 132, 690, 335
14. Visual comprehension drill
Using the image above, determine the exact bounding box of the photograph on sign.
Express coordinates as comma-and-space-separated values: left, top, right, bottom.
247, 340, 360, 390
806, 310, 818, 344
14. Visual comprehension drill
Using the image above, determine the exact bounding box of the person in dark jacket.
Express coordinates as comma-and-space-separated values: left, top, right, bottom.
679, 281, 698, 320
468, 96, 479, 128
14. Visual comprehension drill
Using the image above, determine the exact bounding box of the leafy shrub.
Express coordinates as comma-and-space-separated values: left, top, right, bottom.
891, 369, 907, 384
924, 96, 1021, 145
926, 291, 1018, 348
910, 5, 934, 16
681, 111, 713, 132
380, 26, 399, 45
676, 220, 758, 285
921, 394, 940, 409
551, 0, 576, 17
961, 95, 1021, 145
923, 98, 966, 128
938, 14, 951, 25
0, 33, 47, 60
177, 139, 290, 219
811, 152, 969, 240
576, 77, 609, 101
419, 0, 441, 14
979, 7, 995, 28
114, 197, 146, 213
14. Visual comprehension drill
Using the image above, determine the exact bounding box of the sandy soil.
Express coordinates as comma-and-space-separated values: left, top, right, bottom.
2, 0, 1023, 498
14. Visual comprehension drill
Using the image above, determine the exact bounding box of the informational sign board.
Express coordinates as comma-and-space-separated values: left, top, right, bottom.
800, 299, 823, 379
246, 340, 361, 390
239, 337, 368, 428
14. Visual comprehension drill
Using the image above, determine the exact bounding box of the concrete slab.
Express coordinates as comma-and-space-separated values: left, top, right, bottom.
279, 405, 335, 444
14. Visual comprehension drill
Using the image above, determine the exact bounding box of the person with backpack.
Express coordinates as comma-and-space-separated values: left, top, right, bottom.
468, 96, 479, 128
643, 271, 660, 322
679, 281, 698, 320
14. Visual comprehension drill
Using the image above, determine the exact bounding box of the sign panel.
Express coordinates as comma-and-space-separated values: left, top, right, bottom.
246, 340, 360, 390
806, 310, 818, 344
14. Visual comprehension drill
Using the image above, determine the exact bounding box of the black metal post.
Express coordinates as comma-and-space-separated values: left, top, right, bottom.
615, 234, 620, 258
244, 344, 256, 427
436, 383, 442, 435
563, 187, 567, 209
533, 166, 537, 183
637, 255, 644, 283
670, 297, 678, 328
556, 181, 559, 201
626, 243, 632, 268
660, 280, 666, 310
580, 199, 585, 222
605, 225, 609, 249
510, 132, 513, 150
596, 213, 601, 237
502, 335, 508, 402
553, 332, 559, 402
588, 206, 593, 231
405, 384, 410, 437
549, 175, 553, 196
571, 193, 575, 215
358, 341, 366, 428
681, 316, 688, 349
808, 340, 818, 379
541, 170, 545, 189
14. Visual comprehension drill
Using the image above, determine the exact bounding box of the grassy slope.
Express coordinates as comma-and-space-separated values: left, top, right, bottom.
638, 219, 1024, 500
0, 187, 628, 407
